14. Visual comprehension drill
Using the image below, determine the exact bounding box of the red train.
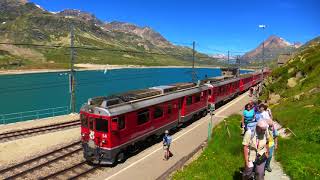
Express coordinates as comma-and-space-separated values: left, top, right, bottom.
80, 70, 268, 164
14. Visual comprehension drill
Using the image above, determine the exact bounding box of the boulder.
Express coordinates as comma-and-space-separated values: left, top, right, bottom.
287, 77, 297, 88
269, 93, 281, 104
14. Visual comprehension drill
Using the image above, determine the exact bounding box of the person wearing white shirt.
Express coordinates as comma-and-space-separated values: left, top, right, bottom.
260, 104, 272, 121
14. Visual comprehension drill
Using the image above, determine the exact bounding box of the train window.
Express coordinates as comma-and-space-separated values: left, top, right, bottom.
186, 96, 192, 105
89, 117, 94, 130
80, 114, 88, 127
95, 118, 108, 133
137, 109, 150, 125
154, 106, 163, 119
194, 94, 201, 103
118, 116, 125, 130
168, 103, 172, 114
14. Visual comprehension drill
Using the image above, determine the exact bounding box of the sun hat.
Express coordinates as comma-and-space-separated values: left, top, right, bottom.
165, 130, 169, 134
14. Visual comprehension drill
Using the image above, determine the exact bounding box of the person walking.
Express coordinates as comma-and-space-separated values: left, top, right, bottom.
260, 104, 272, 121
242, 120, 270, 180
255, 104, 266, 123
163, 130, 172, 160
249, 87, 254, 97
255, 100, 262, 113
265, 120, 279, 172
241, 104, 256, 134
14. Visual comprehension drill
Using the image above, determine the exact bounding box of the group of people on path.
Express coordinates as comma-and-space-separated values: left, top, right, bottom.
242, 98, 279, 180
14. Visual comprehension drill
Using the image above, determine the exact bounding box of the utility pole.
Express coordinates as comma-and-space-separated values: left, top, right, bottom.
236, 55, 241, 77
227, 50, 230, 66
262, 40, 265, 72
192, 41, 196, 83
259, 24, 266, 79
70, 24, 76, 113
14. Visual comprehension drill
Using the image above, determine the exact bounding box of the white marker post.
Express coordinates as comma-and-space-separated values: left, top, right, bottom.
208, 104, 215, 142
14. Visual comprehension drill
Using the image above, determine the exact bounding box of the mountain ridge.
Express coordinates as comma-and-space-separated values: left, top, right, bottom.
242, 35, 300, 62
0, 0, 218, 69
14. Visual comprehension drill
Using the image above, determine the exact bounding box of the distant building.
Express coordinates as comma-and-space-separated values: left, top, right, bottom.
221, 67, 239, 77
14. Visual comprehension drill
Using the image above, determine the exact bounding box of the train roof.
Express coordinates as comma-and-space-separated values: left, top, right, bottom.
86, 82, 198, 108
203, 75, 240, 86
82, 84, 209, 116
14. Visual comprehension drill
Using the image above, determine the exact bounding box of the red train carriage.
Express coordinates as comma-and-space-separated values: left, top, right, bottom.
205, 71, 264, 108
80, 83, 210, 164
239, 74, 254, 92
80, 71, 267, 165
252, 72, 263, 86
205, 76, 240, 107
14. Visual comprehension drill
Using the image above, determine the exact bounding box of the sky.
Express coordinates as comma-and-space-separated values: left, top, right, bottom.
30, 0, 320, 55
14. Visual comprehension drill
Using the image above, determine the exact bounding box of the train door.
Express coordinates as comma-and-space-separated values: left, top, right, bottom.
111, 115, 128, 146
178, 97, 184, 124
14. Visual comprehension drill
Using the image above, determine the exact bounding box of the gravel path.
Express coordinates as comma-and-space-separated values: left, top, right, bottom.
265, 121, 290, 180
0, 127, 80, 168
265, 158, 290, 180
0, 114, 79, 134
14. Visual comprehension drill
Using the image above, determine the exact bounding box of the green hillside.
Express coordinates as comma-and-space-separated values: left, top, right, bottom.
0, 0, 220, 69
262, 36, 320, 179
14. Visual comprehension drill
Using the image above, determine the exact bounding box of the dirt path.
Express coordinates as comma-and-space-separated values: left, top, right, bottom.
265, 122, 290, 180
265, 159, 290, 180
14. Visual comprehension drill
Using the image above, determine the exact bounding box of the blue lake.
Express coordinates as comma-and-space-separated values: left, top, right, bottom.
0, 68, 250, 124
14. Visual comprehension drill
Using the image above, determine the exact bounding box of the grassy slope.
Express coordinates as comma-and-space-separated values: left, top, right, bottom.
262, 37, 320, 179
0, 2, 221, 69
272, 94, 320, 179
173, 115, 243, 180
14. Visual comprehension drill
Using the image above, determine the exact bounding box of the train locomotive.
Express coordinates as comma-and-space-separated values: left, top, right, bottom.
79, 70, 268, 164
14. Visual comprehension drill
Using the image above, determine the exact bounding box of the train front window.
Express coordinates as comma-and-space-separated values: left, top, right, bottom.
95, 118, 108, 133
89, 117, 94, 130
80, 114, 88, 128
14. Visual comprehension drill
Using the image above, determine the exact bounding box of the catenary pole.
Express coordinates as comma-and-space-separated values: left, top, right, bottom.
70, 24, 76, 113
227, 50, 230, 66
192, 41, 196, 82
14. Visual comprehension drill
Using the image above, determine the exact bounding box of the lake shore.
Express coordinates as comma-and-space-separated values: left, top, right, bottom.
0, 64, 229, 75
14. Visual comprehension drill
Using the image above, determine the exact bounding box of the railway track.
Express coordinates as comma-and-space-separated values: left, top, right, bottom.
40, 161, 100, 180
0, 120, 80, 142
0, 140, 99, 179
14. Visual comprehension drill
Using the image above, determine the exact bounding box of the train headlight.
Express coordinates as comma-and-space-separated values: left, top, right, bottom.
102, 139, 106, 144
81, 133, 85, 137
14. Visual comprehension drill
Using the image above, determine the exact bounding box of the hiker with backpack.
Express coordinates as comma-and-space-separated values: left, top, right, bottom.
242, 120, 270, 180
163, 130, 173, 160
